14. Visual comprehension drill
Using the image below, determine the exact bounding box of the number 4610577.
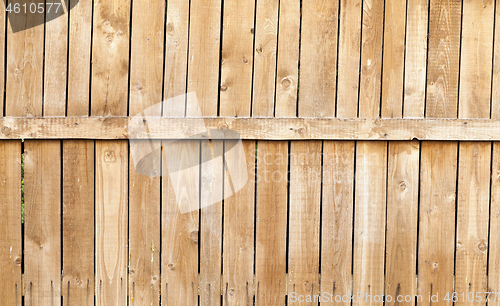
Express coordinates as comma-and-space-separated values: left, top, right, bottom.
6, 3, 63, 14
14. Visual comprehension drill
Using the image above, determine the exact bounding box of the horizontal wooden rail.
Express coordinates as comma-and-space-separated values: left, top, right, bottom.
1, 117, 500, 141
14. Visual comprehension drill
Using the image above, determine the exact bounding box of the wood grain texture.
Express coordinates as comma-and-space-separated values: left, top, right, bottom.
164, 0, 190, 104
95, 140, 128, 305
337, 0, 362, 118
288, 141, 322, 305
418, 141, 457, 306
67, 0, 93, 116
493, 0, 500, 119
358, 0, 384, 118
129, 0, 164, 116
403, 0, 428, 118
459, 0, 494, 119
43, 1, 68, 116
24, 140, 61, 305
255, 141, 288, 305
320, 141, 354, 306
219, 0, 255, 117
129, 143, 160, 305
381, 0, 406, 118
274, 0, 300, 117
0, 140, 22, 305
455, 142, 490, 306
162, 140, 200, 306
298, 0, 338, 118
384, 141, 419, 305
200, 139, 223, 305
353, 141, 387, 306
187, 0, 222, 117
488, 142, 500, 305
425, 0, 461, 119
5, 1, 44, 117
0, 2, 5, 115
252, 0, 279, 117
91, 0, 131, 116
62, 140, 95, 305
223, 140, 255, 305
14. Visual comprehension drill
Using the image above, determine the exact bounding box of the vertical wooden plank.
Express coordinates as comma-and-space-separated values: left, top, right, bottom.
95, 140, 128, 305
187, 0, 221, 116
418, 141, 457, 306
255, 141, 288, 305
252, 0, 279, 117
403, 0, 428, 118
381, 0, 407, 118
62, 140, 95, 305
288, 141, 322, 305
24, 140, 61, 305
200, 139, 223, 305
425, 0, 461, 119
489, 143, 500, 305
320, 141, 354, 306
274, 0, 300, 117
44, 1, 68, 116
223, 140, 255, 305
358, 0, 384, 118
0, 1, 5, 115
164, 0, 190, 103
67, 0, 94, 116
128, 0, 164, 304
384, 141, 419, 304
91, 0, 131, 116
455, 142, 491, 306
493, 0, 500, 118
219, 0, 255, 117
298, 0, 338, 118
352, 141, 387, 306
0, 140, 22, 305
162, 140, 200, 306
5, 0, 45, 117
336, 0, 362, 118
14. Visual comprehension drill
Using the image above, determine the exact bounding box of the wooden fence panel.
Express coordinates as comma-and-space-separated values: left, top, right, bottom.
0, 140, 22, 305
489, 142, 500, 306
255, 141, 288, 305
62, 140, 95, 305
24, 140, 61, 305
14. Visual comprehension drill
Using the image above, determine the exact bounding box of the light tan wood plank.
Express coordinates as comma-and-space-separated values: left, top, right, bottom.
493, 0, 500, 119
44, 1, 68, 116
320, 141, 354, 306
162, 140, 200, 306
0, 2, 6, 115
336, 0, 362, 118
223, 140, 255, 305
67, 0, 93, 116
255, 141, 288, 305
385, 141, 419, 304
62, 140, 95, 305
187, 0, 222, 117
381, 0, 406, 118
288, 141, 322, 305
298, 0, 338, 118
252, 0, 279, 117
24, 140, 61, 305
164, 0, 190, 106
425, 0, 461, 119
358, 0, 384, 118
403, 0, 428, 118
5, 0, 45, 117
274, 0, 300, 117
353, 141, 387, 306
488, 142, 500, 305
200, 139, 224, 305
91, 0, 131, 116
219, 0, 255, 117
0, 140, 22, 305
95, 140, 128, 305
455, 142, 491, 306
418, 141, 457, 306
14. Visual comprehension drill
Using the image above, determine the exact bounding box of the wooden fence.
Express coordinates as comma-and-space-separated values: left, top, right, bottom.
1, 0, 500, 305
